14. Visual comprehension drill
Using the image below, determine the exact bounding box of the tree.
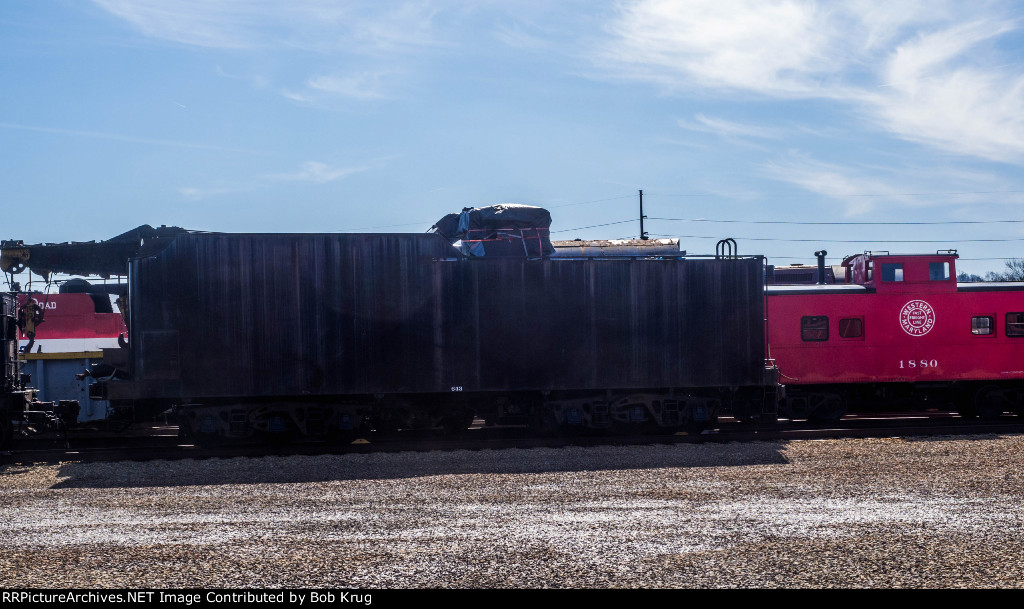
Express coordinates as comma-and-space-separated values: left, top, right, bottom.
959, 259, 1024, 282
1002, 258, 1024, 281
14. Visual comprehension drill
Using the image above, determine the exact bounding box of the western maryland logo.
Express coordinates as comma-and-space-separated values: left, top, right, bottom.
899, 300, 936, 336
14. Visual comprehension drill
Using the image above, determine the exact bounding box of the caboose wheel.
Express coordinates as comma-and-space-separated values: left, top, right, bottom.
1010, 389, 1024, 417
974, 386, 1006, 419
955, 404, 978, 418
807, 394, 846, 423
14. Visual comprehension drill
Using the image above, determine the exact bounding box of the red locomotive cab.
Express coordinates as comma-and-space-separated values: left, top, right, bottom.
16, 292, 127, 353
768, 249, 1024, 421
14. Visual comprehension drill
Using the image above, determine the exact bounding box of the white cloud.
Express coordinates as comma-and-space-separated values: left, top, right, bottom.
601, 0, 960, 96
760, 152, 1023, 216
604, 0, 838, 96
91, 0, 285, 49
761, 157, 895, 216
493, 20, 558, 53
602, 0, 1024, 164
0, 122, 254, 153
303, 72, 392, 101
90, 0, 448, 52
214, 66, 270, 90
91, 0, 453, 107
179, 185, 254, 201
865, 20, 1024, 163
90, 1, 1024, 164
266, 161, 373, 184
677, 114, 783, 140
181, 160, 381, 201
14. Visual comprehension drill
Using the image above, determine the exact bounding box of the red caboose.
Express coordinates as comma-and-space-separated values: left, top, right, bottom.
767, 251, 1024, 420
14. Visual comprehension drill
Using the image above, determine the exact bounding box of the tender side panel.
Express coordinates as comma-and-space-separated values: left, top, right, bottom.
443, 256, 765, 392
118, 232, 767, 400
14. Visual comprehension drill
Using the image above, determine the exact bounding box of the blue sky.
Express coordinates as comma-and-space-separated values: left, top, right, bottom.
4, 0, 1024, 276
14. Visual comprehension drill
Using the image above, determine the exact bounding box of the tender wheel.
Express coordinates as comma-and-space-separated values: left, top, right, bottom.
330, 417, 369, 444
613, 421, 646, 436
192, 432, 225, 449
441, 409, 475, 436
0, 415, 11, 450
682, 420, 713, 435
528, 410, 561, 437
370, 413, 399, 435
185, 410, 227, 447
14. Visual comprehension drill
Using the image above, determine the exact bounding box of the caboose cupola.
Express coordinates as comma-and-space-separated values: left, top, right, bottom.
841, 251, 958, 293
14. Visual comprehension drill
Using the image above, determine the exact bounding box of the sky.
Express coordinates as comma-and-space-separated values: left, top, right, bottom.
3, 0, 1024, 277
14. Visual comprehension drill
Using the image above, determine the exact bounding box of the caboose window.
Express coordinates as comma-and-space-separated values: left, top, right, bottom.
972, 316, 994, 336
1006, 313, 1024, 337
838, 317, 863, 339
881, 263, 903, 282
929, 262, 950, 281
801, 316, 829, 341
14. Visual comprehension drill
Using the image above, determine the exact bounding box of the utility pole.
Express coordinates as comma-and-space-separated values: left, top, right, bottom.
639, 189, 649, 240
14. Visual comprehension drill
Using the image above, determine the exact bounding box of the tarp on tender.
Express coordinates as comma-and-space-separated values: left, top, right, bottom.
429, 204, 554, 257
428, 213, 462, 242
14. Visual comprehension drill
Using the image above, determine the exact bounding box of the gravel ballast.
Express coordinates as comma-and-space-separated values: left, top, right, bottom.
2, 434, 1024, 588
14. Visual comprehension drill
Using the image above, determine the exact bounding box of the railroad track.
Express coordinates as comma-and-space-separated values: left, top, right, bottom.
3, 412, 1024, 465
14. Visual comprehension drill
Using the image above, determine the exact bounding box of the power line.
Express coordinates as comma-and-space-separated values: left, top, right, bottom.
658, 234, 1024, 243
652, 189, 1024, 199
332, 196, 636, 232
552, 220, 636, 233
650, 217, 1024, 226
330, 188, 1024, 232
549, 195, 636, 208
769, 256, 1022, 262
334, 222, 428, 232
